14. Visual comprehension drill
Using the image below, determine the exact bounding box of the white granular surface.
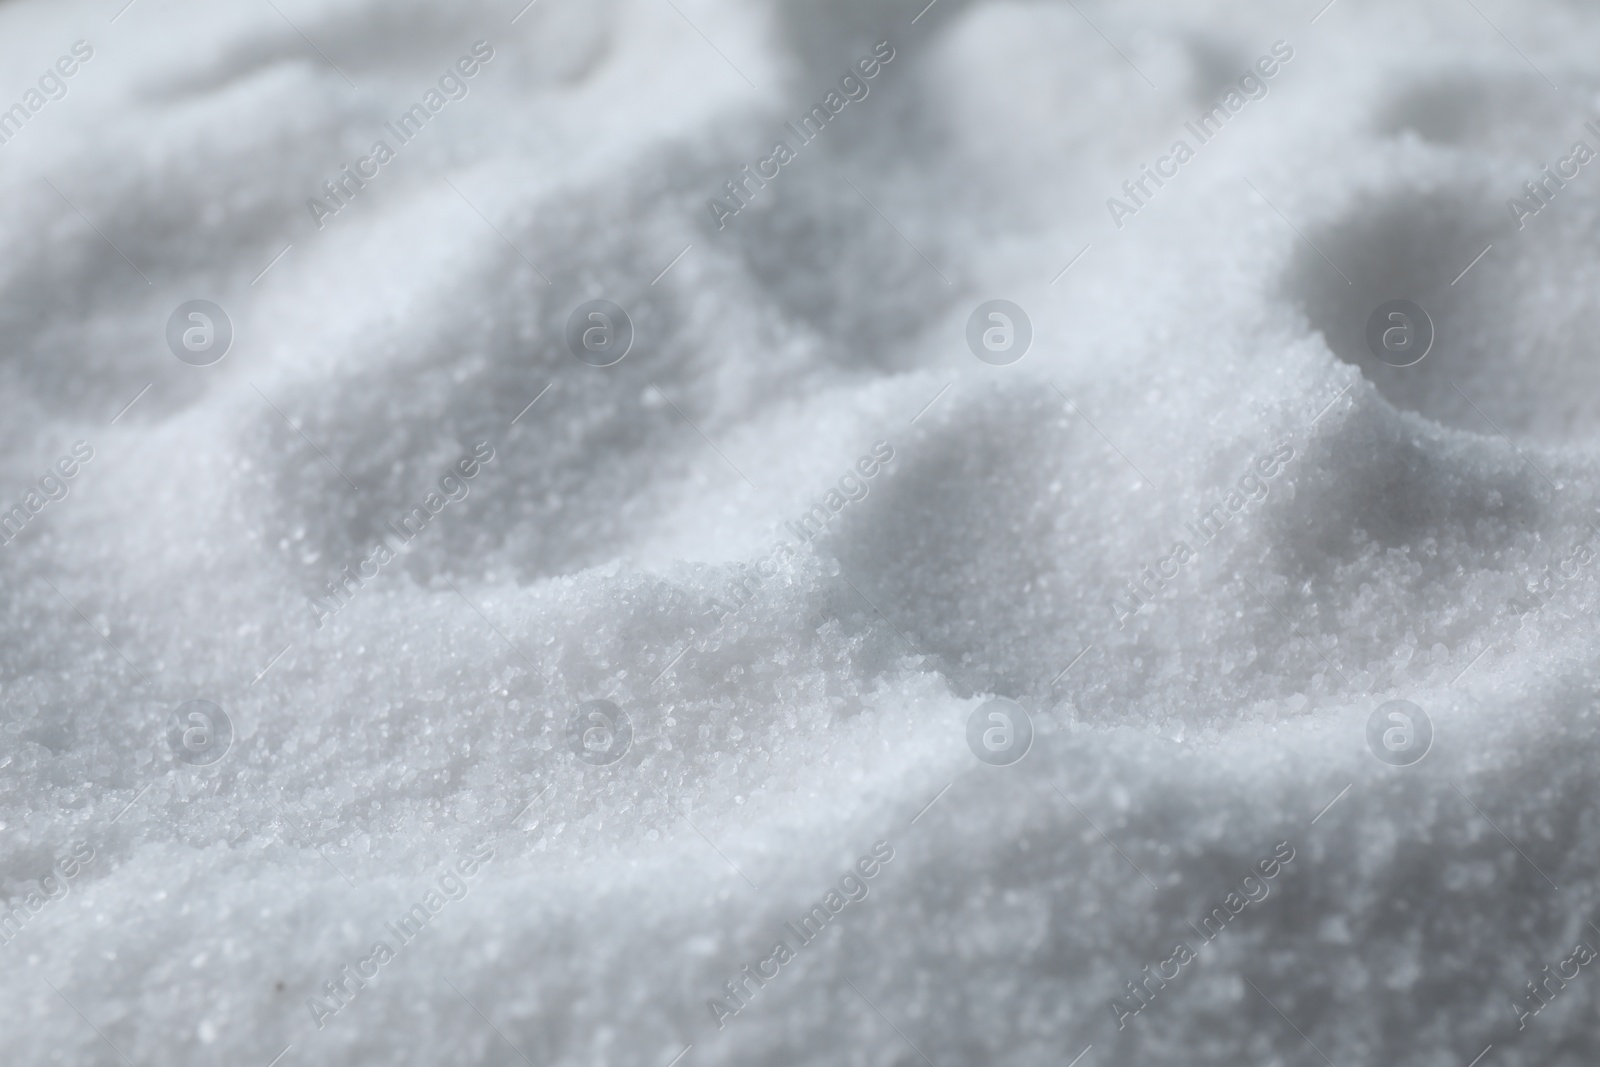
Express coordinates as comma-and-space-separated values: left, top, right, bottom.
4, 0, 1600, 1064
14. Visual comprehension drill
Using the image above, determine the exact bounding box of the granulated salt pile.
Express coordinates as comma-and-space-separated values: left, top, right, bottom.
4, 0, 1600, 1064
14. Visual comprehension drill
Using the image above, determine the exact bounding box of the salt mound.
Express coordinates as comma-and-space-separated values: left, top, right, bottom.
4, 1, 1600, 1065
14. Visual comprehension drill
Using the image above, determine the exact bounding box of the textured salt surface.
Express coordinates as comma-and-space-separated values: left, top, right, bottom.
4, 0, 1600, 1064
